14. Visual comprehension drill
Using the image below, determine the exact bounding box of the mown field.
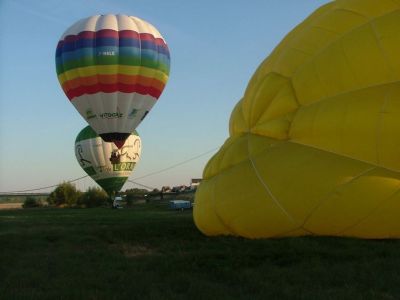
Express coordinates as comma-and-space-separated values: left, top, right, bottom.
1, 202, 400, 300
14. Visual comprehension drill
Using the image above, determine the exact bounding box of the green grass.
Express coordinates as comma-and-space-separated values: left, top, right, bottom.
0, 196, 25, 204
1, 202, 400, 299
0, 195, 47, 204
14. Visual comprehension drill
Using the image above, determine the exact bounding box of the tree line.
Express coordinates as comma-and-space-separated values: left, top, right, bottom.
23, 182, 110, 208
23, 183, 157, 208
23, 183, 196, 208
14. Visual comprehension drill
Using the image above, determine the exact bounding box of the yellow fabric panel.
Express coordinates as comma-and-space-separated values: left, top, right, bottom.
314, 8, 367, 34
261, 1, 336, 76
338, 88, 382, 163
194, 0, 400, 239
193, 179, 230, 236
246, 134, 280, 158
229, 99, 248, 135
267, 46, 313, 78
343, 188, 400, 238
212, 159, 296, 238
295, 98, 347, 152
313, 40, 358, 97
379, 84, 400, 170
218, 135, 250, 173
341, 25, 392, 87
241, 73, 289, 127
291, 62, 327, 107
286, 27, 338, 61
202, 137, 239, 180
290, 6, 398, 106
229, 206, 294, 238
293, 22, 392, 106
287, 103, 320, 145
304, 168, 400, 236
239, 73, 298, 139
336, 0, 400, 18
258, 82, 298, 122
251, 115, 291, 140
291, 84, 391, 165
373, 10, 400, 80
250, 139, 371, 225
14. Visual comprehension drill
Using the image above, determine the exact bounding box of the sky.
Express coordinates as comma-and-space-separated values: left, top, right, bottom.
0, 0, 330, 193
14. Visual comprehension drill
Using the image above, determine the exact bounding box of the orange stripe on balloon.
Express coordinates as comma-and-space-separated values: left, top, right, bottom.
65, 83, 163, 100
62, 74, 165, 94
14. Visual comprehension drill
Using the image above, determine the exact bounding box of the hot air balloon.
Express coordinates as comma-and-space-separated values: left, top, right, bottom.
56, 14, 170, 148
75, 125, 141, 196
194, 0, 400, 239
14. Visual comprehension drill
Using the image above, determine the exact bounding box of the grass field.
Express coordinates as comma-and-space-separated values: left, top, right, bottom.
1, 202, 400, 299
0, 195, 47, 204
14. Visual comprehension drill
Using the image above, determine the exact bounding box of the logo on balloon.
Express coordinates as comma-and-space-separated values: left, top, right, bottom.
97, 51, 115, 56
128, 109, 138, 119
76, 144, 91, 167
112, 162, 135, 172
86, 109, 96, 120
100, 112, 123, 119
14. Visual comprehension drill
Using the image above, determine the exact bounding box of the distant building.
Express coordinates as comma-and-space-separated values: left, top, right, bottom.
171, 185, 189, 193
190, 178, 202, 190
190, 178, 202, 186
161, 186, 171, 193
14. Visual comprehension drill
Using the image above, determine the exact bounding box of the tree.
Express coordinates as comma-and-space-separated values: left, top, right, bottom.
125, 188, 148, 206
22, 196, 42, 208
125, 193, 135, 207
47, 182, 81, 207
78, 187, 108, 208
125, 188, 148, 195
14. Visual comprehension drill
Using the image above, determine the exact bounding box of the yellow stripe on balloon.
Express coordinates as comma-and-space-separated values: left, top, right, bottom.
58, 65, 168, 86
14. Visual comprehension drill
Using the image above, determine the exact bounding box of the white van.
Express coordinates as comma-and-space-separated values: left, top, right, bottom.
113, 196, 123, 209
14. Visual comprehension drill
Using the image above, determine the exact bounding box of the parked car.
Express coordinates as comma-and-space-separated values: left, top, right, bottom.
169, 200, 192, 210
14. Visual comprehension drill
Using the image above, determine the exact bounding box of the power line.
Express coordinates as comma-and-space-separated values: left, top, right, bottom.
0, 146, 219, 194
126, 180, 156, 190
132, 146, 218, 181
0, 175, 89, 194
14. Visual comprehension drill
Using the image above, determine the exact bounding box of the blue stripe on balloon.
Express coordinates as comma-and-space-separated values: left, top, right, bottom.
118, 46, 141, 57
95, 37, 119, 47
56, 46, 170, 69
119, 38, 140, 48
58, 37, 169, 57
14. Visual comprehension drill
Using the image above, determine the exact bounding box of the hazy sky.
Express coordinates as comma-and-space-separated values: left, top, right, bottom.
0, 0, 330, 192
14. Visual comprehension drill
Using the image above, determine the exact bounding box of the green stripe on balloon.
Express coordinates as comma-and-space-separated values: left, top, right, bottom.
75, 126, 98, 143
96, 177, 128, 195
57, 56, 169, 75
83, 166, 96, 176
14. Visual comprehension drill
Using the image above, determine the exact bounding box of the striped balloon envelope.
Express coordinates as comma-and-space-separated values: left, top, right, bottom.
56, 14, 170, 148
75, 126, 141, 196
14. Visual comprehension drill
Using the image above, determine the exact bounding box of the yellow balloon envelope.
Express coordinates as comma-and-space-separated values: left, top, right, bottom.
194, 0, 400, 239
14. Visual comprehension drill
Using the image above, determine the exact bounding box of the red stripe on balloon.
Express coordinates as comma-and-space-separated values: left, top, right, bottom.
62, 74, 166, 93
117, 30, 140, 39
57, 30, 168, 50
64, 83, 162, 100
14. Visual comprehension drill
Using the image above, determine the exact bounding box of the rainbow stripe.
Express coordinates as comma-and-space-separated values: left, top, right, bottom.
56, 29, 170, 100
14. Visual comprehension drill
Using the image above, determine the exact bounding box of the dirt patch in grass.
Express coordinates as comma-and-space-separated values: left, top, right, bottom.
0, 203, 22, 210
111, 243, 157, 258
